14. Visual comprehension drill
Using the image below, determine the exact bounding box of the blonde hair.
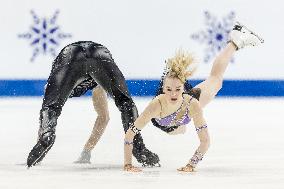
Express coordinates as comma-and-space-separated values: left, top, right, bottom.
166, 49, 197, 83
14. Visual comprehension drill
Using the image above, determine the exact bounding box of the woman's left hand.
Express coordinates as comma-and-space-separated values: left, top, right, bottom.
177, 164, 194, 172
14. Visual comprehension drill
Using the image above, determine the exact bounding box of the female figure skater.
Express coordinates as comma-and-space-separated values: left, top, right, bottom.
27, 41, 160, 167
123, 22, 264, 172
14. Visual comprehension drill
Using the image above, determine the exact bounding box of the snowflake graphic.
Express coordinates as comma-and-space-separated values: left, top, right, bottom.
191, 11, 235, 63
18, 10, 72, 62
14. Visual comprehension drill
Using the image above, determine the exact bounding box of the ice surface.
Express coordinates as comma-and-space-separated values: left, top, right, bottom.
0, 97, 284, 189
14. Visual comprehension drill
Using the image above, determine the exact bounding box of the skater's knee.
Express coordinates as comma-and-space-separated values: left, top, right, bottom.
98, 114, 110, 125
210, 76, 223, 92
117, 98, 136, 112
96, 105, 110, 124
39, 108, 58, 135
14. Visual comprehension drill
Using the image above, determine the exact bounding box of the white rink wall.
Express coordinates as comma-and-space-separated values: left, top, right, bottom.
0, 0, 283, 97
0, 0, 282, 79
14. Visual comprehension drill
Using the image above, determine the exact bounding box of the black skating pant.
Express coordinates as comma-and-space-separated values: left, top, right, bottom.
39, 41, 147, 156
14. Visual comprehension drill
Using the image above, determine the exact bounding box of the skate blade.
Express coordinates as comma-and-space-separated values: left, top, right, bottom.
236, 21, 264, 43
27, 142, 54, 168
142, 163, 161, 168
73, 160, 91, 164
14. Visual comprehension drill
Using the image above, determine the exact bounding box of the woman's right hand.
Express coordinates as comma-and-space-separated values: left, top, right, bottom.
124, 164, 142, 172
124, 129, 136, 167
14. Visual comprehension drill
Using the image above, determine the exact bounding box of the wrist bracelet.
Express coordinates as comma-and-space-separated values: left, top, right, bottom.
188, 150, 204, 168
196, 124, 207, 132
124, 140, 134, 145
130, 125, 140, 135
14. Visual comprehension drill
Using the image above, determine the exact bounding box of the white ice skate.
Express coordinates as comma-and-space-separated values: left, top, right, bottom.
74, 150, 91, 164
229, 22, 264, 50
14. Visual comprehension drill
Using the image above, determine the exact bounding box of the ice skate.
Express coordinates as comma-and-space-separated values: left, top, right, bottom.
74, 150, 91, 164
229, 22, 264, 50
133, 147, 161, 167
27, 132, 55, 168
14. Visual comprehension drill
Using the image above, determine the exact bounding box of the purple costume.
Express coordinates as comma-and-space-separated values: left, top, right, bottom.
154, 97, 193, 127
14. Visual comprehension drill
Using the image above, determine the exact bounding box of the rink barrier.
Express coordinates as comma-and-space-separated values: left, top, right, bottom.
0, 79, 283, 97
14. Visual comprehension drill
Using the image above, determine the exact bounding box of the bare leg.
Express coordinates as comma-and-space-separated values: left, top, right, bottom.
84, 86, 109, 151
74, 86, 109, 164
195, 42, 237, 108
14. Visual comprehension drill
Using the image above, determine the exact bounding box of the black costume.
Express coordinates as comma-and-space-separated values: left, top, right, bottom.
27, 41, 159, 167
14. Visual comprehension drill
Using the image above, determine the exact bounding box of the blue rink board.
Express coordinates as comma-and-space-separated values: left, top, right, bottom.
0, 79, 283, 97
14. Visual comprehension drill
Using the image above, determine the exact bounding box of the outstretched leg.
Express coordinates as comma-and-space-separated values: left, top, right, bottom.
27, 46, 87, 167
195, 22, 264, 108
84, 87, 110, 151
74, 86, 110, 164
195, 42, 236, 108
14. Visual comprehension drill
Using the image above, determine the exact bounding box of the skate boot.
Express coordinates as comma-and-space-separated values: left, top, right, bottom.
133, 147, 160, 167
132, 136, 160, 167
74, 150, 91, 164
229, 22, 264, 50
27, 131, 56, 168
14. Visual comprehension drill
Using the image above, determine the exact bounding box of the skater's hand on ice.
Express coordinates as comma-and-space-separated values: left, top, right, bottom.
177, 164, 194, 172
124, 164, 142, 172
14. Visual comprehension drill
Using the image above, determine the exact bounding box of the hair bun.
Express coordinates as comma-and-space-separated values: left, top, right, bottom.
166, 49, 198, 82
